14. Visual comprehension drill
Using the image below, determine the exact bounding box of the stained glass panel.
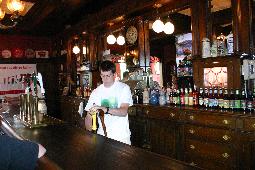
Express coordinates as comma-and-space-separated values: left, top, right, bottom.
204, 67, 227, 87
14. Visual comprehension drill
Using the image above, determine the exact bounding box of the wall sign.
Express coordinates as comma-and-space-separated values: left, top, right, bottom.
0, 64, 37, 97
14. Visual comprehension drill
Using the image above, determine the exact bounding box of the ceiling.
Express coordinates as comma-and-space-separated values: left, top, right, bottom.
0, 0, 235, 37
0, 0, 118, 37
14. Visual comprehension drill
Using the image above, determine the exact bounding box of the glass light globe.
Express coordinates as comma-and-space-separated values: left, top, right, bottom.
152, 19, 164, 33
82, 46, 86, 55
107, 34, 116, 44
163, 21, 174, 34
117, 35, 125, 45
0, 8, 5, 20
72, 45, 80, 54
7, 0, 25, 13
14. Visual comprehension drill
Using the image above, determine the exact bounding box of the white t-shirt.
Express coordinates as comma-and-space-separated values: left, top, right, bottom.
85, 81, 133, 143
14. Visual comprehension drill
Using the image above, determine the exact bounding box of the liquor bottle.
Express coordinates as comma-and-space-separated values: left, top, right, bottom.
172, 89, 177, 105
203, 88, 209, 108
169, 88, 173, 105
229, 89, 235, 111
188, 88, 193, 106
184, 88, 189, 106
240, 89, 247, 111
223, 88, 230, 110
198, 88, 204, 107
247, 91, 253, 112
217, 88, 224, 109
193, 86, 199, 106
166, 84, 171, 104
234, 89, 241, 110
253, 86, 255, 111
208, 87, 214, 108
180, 88, 185, 106
213, 87, 219, 109
176, 89, 180, 105
143, 88, 150, 104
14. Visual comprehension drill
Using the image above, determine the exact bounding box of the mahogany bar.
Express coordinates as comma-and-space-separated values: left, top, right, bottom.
0, 104, 201, 170
0, 0, 255, 170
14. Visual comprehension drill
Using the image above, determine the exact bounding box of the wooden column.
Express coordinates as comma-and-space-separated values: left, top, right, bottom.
144, 20, 150, 70
232, 0, 253, 54
138, 19, 150, 72
138, 19, 145, 70
191, 0, 210, 58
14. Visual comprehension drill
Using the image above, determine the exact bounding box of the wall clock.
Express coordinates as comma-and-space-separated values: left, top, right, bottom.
126, 26, 138, 44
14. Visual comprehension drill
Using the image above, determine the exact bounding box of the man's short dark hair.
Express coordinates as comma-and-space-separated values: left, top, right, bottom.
100, 60, 116, 73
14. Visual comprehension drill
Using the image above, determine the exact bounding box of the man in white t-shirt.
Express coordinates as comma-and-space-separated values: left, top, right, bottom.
85, 60, 133, 145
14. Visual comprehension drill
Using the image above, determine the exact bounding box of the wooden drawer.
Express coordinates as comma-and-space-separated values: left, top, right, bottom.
185, 139, 236, 165
185, 112, 237, 129
184, 153, 236, 170
144, 106, 179, 121
241, 117, 255, 131
185, 125, 235, 143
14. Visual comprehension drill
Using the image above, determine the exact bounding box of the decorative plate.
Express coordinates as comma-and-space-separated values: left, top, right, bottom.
126, 26, 138, 44
25, 49, 35, 58
12, 48, 24, 58
2, 50, 11, 58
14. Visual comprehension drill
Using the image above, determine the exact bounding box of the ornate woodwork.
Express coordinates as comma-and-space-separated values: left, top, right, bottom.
128, 104, 255, 170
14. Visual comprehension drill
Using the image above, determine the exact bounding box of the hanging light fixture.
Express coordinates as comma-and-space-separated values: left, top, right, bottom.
72, 45, 80, 54
107, 34, 116, 45
82, 46, 87, 55
117, 34, 125, 45
163, 16, 174, 34
0, 0, 33, 29
152, 18, 164, 33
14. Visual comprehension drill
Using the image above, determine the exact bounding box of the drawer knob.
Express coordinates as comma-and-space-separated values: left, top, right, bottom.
222, 119, 229, 125
252, 124, 255, 128
170, 113, 175, 117
190, 145, 195, 150
222, 152, 230, 159
189, 129, 195, 134
222, 135, 230, 141
189, 115, 194, 120
190, 162, 197, 166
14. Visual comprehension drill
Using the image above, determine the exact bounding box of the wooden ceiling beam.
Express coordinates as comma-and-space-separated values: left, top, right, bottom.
60, 0, 190, 39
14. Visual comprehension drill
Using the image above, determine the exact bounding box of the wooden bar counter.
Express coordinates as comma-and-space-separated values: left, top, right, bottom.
0, 104, 201, 170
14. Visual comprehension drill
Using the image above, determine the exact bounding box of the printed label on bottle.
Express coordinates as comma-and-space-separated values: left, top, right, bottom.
234, 100, 241, 109
199, 97, 204, 106
188, 97, 193, 106
218, 99, 224, 108
240, 100, 246, 109
223, 100, 230, 109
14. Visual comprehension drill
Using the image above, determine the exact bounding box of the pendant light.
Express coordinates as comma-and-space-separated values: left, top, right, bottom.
163, 16, 174, 34
117, 32, 125, 45
152, 5, 164, 33
72, 37, 80, 54
152, 18, 164, 33
72, 45, 80, 54
107, 34, 116, 45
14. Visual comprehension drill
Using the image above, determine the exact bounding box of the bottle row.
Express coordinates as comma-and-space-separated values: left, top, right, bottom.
133, 86, 255, 112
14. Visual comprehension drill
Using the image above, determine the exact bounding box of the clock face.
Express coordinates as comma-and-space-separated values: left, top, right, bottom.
126, 26, 138, 44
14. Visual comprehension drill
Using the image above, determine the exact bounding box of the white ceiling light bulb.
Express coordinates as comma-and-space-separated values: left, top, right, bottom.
72, 45, 80, 54
107, 34, 116, 44
117, 35, 125, 45
164, 21, 174, 34
82, 46, 86, 55
152, 18, 164, 33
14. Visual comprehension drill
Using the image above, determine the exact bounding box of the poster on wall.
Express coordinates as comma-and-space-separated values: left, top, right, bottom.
0, 64, 37, 98
175, 33, 192, 66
